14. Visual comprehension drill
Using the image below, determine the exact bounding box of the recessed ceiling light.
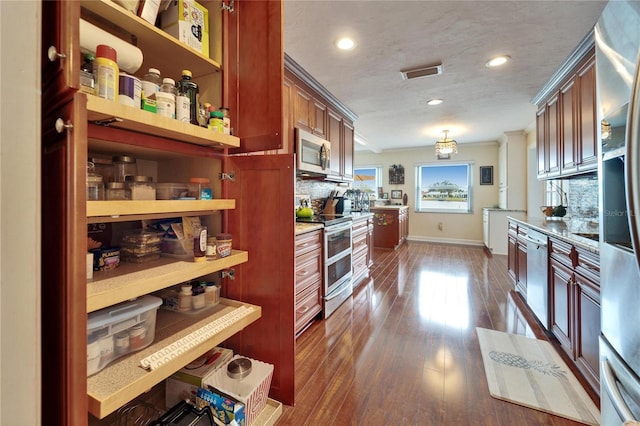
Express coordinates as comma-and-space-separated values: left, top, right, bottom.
427, 99, 443, 106
336, 37, 356, 50
486, 55, 511, 68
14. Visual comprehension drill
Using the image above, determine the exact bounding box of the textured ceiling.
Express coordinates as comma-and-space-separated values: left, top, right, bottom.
284, 0, 607, 153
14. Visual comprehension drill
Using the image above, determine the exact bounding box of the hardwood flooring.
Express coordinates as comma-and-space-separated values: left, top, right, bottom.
277, 241, 599, 426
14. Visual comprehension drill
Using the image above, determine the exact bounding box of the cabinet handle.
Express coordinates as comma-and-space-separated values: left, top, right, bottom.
55, 118, 73, 133
297, 270, 309, 276
47, 46, 67, 62
296, 305, 310, 314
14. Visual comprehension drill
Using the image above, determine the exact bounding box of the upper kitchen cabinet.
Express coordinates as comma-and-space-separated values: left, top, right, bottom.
497, 131, 526, 210
284, 54, 358, 182
533, 32, 596, 180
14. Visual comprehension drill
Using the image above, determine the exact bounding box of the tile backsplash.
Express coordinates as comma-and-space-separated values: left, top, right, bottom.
547, 175, 599, 232
295, 179, 345, 212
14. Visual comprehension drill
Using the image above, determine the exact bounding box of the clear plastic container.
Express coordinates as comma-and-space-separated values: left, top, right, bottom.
120, 229, 164, 245
105, 182, 131, 200
156, 182, 189, 200
141, 67, 161, 101
188, 177, 212, 200
87, 173, 105, 201
157, 77, 177, 119
126, 176, 156, 200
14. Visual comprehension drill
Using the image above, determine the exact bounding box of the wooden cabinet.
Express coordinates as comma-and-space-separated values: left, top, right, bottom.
42, 1, 288, 424
548, 236, 600, 394
352, 214, 374, 287
284, 56, 357, 182
535, 47, 596, 179
294, 230, 323, 335
497, 131, 526, 210
371, 207, 408, 249
507, 220, 527, 297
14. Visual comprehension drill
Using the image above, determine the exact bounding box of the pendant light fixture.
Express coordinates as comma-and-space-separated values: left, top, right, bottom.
435, 130, 458, 156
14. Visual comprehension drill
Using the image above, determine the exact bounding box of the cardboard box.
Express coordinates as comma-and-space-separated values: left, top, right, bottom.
160, 0, 209, 57
165, 347, 233, 408
196, 387, 246, 426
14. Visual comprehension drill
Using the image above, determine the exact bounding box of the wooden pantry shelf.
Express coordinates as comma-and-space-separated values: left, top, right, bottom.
81, 0, 221, 78
87, 199, 235, 223
87, 299, 261, 419
86, 95, 239, 149
87, 250, 248, 312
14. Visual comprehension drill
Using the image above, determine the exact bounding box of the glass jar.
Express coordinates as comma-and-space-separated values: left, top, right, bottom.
105, 182, 131, 200
188, 177, 212, 200
112, 155, 137, 182
87, 173, 105, 201
126, 176, 156, 200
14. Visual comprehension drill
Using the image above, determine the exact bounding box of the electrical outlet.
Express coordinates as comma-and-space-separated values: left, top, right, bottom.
438, 222, 443, 231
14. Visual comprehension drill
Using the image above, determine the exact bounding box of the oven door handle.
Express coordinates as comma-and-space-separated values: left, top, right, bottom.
325, 221, 352, 236
324, 278, 352, 301
602, 357, 638, 422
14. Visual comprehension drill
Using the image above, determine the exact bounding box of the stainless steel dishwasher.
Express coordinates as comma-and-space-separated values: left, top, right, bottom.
523, 228, 549, 328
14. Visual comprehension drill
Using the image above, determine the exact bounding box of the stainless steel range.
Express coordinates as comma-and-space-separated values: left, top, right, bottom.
296, 214, 353, 318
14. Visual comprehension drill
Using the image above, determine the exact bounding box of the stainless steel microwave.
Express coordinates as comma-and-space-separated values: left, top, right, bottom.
295, 128, 330, 175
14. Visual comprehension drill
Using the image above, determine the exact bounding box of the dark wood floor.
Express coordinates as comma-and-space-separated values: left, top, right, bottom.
277, 241, 599, 425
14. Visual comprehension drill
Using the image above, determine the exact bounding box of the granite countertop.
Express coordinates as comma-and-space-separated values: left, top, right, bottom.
508, 215, 600, 254
295, 222, 323, 235
350, 212, 375, 221
370, 205, 408, 210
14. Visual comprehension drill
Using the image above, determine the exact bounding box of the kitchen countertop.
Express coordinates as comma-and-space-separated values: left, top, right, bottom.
295, 222, 323, 235
370, 205, 408, 210
508, 216, 600, 254
350, 212, 375, 221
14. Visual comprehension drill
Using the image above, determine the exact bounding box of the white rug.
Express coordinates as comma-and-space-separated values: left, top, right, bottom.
477, 327, 600, 425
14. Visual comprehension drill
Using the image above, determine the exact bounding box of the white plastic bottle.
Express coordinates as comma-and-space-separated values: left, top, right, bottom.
140, 68, 161, 101
156, 78, 177, 119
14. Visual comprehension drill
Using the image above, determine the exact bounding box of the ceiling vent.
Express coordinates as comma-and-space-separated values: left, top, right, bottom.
400, 63, 443, 80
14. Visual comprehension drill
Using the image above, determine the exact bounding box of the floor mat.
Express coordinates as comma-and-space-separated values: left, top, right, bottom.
476, 327, 600, 425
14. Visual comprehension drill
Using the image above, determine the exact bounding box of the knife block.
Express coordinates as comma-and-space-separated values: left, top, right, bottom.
323, 200, 336, 215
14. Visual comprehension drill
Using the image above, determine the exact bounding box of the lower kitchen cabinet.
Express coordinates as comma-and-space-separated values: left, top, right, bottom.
295, 229, 323, 336
548, 236, 600, 394
352, 213, 374, 288
507, 220, 527, 296
371, 206, 408, 249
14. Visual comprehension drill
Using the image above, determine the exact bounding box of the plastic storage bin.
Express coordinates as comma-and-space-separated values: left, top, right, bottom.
156, 183, 189, 200
119, 230, 163, 264
87, 295, 162, 376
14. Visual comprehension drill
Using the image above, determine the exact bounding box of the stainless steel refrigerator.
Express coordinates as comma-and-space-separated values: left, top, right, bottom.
597, 1, 640, 423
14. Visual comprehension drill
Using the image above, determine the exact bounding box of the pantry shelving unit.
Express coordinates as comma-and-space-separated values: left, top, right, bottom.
43, 1, 288, 424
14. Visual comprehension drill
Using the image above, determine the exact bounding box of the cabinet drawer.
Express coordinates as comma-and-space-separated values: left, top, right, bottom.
295, 281, 322, 334
295, 250, 322, 294
295, 230, 322, 257
352, 232, 368, 256
352, 250, 368, 279
576, 249, 600, 282
549, 237, 575, 267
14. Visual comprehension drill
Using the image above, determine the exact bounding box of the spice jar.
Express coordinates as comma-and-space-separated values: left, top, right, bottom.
216, 233, 232, 258
105, 182, 131, 200
206, 236, 217, 259
188, 177, 212, 200
178, 284, 192, 311
126, 176, 156, 200
129, 324, 147, 350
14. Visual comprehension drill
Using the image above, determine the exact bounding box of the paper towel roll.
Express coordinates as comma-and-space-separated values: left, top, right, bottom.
79, 19, 143, 74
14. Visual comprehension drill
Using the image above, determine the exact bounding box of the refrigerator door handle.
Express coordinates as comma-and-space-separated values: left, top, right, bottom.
602, 357, 639, 422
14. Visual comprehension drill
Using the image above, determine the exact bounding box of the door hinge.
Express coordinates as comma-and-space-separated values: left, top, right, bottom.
91, 117, 123, 127
219, 172, 235, 182
220, 1, 234, 12
220, 269, 235, 280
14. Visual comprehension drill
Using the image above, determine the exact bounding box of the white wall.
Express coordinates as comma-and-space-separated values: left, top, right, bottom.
0, 1, 42, 424
356, 141, 499, 246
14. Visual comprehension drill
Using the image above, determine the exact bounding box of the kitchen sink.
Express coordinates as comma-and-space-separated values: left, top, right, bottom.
572, 232, 600, 242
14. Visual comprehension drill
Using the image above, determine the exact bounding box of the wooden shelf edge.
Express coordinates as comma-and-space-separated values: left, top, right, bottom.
87, 300, 261, 419
87, 199, 235, 219
86, 95, 239, 149
87, 250, 248, 312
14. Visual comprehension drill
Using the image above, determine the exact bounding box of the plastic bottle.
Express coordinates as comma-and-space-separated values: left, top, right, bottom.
208, 110, 224, 132
176, 70, 199, 125
193, 225, 207, 262
94, 45, 118, 102
141, 68, 161, 100
157, 78, 177, 119
178, 284, 192, 311
218, 107, 231, 135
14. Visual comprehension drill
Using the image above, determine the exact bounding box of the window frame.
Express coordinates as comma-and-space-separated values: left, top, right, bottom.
415, 162, 474, 214
353, 166, 382, 197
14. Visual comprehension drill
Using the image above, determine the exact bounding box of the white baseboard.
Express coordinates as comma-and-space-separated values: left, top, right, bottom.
406, 235, 485, 247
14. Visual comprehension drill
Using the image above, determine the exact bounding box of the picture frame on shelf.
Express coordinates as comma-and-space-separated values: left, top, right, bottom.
382, 192, 389, 200
391, 190, 403, 199
480, 166, 493, 185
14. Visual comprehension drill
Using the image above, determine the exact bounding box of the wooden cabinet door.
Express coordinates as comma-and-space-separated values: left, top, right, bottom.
41, 0, 80, 110
508, 234, 517, 283
547, 95, 561, 177
517, 240, 527, 296
294, 84, 314, 132
42, 94, 88, 426
226, 0, 284, 153
550, 258, 574, 357
312, 98, 327, 137
536, 106, 547, 177
574, 274, 601, 392
281, 76, 295, 154
577, 57, 597, 171
342, 121, 355, 181
367, 218, 374, 267
225, 153, 296, 405
560, 79, 578, 175
326, 108, 342, 177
